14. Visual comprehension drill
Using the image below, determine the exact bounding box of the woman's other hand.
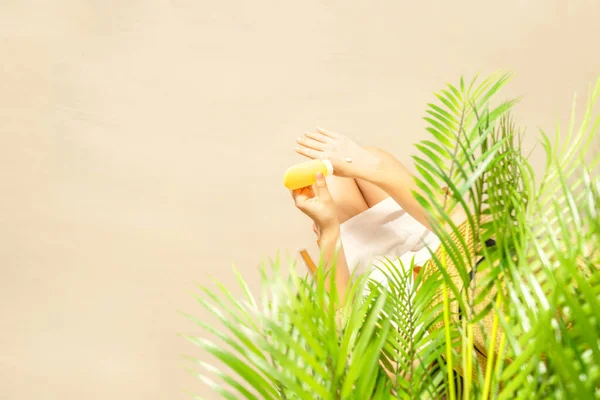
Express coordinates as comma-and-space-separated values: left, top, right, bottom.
295, 127, 381, 180
291, 172, 339, 233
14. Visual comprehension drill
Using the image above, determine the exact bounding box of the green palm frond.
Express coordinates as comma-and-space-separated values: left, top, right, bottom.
498, 80, 600, 397
371, 258, 448, 398
421, 75, 599, 398
185, 259, 400, 399
185, 72, 600, 399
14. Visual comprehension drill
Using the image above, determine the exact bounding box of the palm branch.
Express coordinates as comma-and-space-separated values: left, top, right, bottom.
184, 72, 600, 399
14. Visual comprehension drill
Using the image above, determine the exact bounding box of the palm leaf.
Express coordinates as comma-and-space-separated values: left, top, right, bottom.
185, 73, 600, 399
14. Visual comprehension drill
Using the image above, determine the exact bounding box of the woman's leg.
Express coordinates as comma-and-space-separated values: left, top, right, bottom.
355, 178, 390, 208
326, 145, 392, 219
354, 146, 391, 208
325, 175, 369, 224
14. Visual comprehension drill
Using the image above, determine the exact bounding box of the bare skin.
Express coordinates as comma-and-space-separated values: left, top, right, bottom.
291, 128, 461, 382
291, 128, 465, 303
295, 128, 446, 231
291, 174, 350, 304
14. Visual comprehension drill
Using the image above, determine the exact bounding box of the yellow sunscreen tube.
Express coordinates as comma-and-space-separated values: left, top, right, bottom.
283, 159, 333, 190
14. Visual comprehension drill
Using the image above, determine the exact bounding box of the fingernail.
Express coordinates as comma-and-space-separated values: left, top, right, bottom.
296, 137, 302, 142
295, 146, 300, 151
315, 172, 323, 179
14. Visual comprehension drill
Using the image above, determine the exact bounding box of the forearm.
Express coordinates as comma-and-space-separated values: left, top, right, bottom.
317, 225, 351, 304
362, 149, 440, 231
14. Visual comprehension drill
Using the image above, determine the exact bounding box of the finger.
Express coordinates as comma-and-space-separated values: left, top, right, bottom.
296, 145, 324, 160
304, 131, 330, 143
293, 196, 309, 210
313, 172, 332, 200
296, 136, 325, 151
316, 127, 338, 139
292, 186, 315, 207
293, 186, 313, 198
302, 186, 315, 198
291, 189, 308, 205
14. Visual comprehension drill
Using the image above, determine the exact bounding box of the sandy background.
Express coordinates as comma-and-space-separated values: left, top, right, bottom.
1, 1, 599, 399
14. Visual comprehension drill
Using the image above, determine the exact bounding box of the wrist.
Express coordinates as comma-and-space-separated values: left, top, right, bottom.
318, 222, 340, 238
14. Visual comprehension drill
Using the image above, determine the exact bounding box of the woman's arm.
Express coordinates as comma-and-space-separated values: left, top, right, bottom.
316, 225, 351, 304
295, 128, 458, 232
362, 147, 467, 231
360, 147, 442, 231
291, 173, 351, 304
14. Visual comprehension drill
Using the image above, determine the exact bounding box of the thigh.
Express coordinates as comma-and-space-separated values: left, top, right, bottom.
326, 175, 369, 224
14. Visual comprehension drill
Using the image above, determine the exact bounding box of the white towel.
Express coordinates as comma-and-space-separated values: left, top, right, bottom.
339, 197, 441, 282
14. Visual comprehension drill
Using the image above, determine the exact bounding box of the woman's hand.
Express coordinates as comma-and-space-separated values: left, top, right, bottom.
295, 127, 381, 180
291, 172, 339, 233
292, 172, 350, 304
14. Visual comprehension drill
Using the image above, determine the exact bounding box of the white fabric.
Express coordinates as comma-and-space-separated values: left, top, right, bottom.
339, 197, 441, 284
340, 197, 440, 341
